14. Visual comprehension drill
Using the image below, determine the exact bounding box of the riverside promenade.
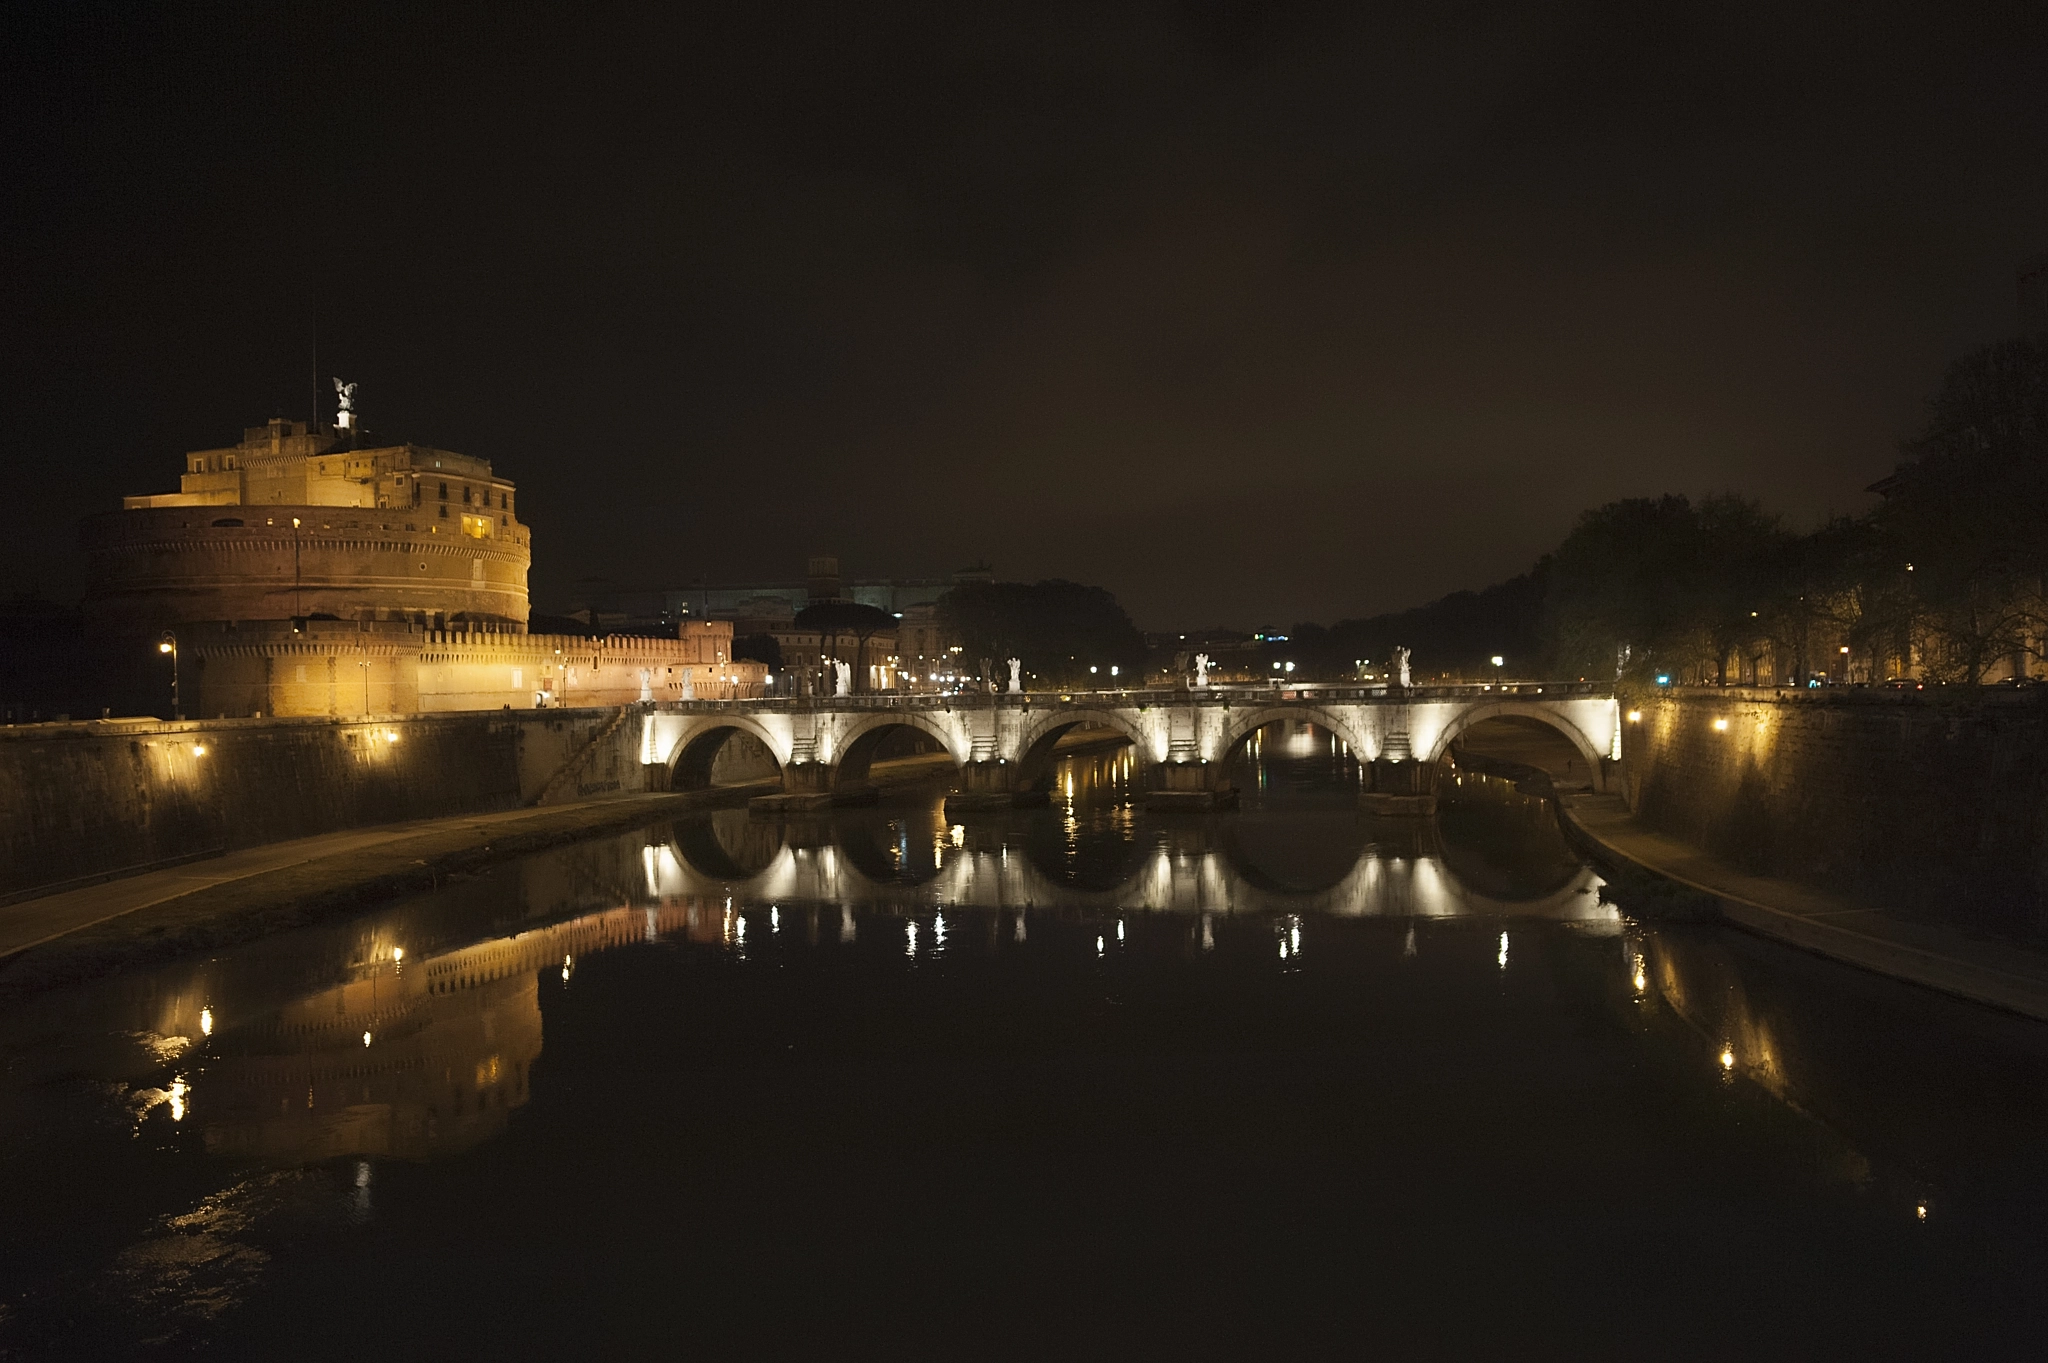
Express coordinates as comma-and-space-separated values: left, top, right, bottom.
0, 788, 770, 996
1561, 791, 2048, 1022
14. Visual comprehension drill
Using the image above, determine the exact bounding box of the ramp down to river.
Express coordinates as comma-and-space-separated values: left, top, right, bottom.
1561, 792, 2048, 1023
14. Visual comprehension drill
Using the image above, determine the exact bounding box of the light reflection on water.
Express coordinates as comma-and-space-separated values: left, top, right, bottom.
5, 724, 2048, 1353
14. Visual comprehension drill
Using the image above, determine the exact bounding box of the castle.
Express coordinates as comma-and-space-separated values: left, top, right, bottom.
84, 417, 765, 717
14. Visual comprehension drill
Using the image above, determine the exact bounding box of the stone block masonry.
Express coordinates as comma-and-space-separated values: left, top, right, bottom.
1624, 688, 2048, 941
0, 707, 651, 899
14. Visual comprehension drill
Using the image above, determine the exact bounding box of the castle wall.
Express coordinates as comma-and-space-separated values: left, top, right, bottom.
80, 505, 532, 635
0, 707, 646, 899
183, 623, 767, 718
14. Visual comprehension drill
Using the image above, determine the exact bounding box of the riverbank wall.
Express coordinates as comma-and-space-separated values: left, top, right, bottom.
1622, 687, 2048, 941
0, 707, 650, 899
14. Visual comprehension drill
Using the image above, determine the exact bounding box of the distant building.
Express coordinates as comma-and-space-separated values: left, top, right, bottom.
83, 417, 531, 634
78, 416, 765, 718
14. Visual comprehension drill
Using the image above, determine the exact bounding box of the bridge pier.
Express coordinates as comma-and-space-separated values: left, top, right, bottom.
748, 760, 879, 814
1362, 757, 1439, 816
1143, 760, 1238, 811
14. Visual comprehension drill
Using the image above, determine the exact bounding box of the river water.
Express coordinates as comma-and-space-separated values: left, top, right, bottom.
4, 724, 2048, 1357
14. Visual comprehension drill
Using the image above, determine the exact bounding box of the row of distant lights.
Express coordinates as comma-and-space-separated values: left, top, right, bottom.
170, 728, 401, 761
1624, 708, 1747, 736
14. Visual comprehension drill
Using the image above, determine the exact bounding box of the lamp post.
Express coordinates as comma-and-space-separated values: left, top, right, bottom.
1491, 655, 1504, 686
158, 631, 181, 721
291, 516, 303, 618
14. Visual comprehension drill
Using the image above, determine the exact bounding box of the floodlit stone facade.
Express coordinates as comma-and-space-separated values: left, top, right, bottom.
186, 619, 766, 718
83, 418, 531, 633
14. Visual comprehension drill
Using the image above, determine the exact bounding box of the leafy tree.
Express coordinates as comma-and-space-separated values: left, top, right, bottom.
936, 580, 1145, 686
731, 632, 783, 670
1877, 336, 2048, 682
1316, 568, 1549, 680
1543, 495, 1705, 683
795, 600, 896, 692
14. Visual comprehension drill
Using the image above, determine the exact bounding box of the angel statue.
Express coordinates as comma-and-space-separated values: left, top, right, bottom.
333, 378, 357, 432
1394, 646, 1411, 689
834, 659, 852, 697
1194, 653, 1212, 689
1007, 658, 1022, 694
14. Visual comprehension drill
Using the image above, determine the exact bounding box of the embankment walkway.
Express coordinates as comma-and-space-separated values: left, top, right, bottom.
1561, 792, 2048, 1023
0, 786, 774, 997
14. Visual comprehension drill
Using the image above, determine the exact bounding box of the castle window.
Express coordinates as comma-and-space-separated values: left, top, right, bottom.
438, 482, 448, 500
463, 486, 472, 504
499, 492, 507, 509
439, 505, 448, 518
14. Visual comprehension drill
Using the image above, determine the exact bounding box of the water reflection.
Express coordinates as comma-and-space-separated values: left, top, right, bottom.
645, 775, 1615, 926
11, 743, 2048, 1355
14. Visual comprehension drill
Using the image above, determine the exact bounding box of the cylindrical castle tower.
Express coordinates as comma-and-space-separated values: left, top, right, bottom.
82, 418, 532, 635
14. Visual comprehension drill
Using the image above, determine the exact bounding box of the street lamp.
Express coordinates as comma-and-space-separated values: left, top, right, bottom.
1491, 655, 1504, 685
158, 631, 181, 720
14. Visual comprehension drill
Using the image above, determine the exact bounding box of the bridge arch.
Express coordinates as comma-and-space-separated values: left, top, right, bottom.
829, 709, 969, 788
1213, 705, 1369, 766
664, 714, 787, 791
1014, 706, 1155, 792
1425, 699, 1605, 775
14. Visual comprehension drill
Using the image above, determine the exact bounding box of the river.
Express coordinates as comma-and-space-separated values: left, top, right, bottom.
3, 722, 2046, 1356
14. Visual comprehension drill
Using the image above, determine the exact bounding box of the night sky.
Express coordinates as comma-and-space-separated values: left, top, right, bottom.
5, 3, 2045, 629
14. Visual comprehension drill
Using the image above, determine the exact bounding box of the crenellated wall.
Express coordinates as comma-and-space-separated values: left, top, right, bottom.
1622, 688, 2048, 940
0, 707, 650, 899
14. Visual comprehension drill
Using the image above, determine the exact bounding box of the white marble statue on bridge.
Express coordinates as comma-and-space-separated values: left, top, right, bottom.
1395, 646, 1411, 688
1195, 653, 1211, 688
1007, 658, 1022, 694
834, 659, 852, 697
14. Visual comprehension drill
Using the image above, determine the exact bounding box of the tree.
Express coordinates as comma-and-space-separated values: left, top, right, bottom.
936, 580, 1145, 686
1876, 336, 2048, 682
795, 600, 896, 692
731, 632, 783, 670
1543, 495, 1706, 683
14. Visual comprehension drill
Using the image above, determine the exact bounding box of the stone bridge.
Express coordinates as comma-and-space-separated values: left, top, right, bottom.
633, 682, 1621, 807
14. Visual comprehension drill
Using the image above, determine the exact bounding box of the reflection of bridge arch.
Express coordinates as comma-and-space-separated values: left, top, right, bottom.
1216, 812, 1369, 896
664, 714, 787, 790
1426, 700, 1606, 772
643, 815, 1611, 925
670, 811, 787, 880
1015, 707, 1151, 790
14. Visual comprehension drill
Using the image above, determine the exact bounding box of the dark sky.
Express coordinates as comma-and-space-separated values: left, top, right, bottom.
5, 3, 2045, 629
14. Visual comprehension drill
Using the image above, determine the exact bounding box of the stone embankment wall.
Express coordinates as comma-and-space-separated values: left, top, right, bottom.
1624, 688, 2048, 940
0, 707, 648, 899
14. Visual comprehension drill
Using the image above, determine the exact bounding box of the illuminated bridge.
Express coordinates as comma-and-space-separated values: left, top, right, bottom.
631, 682, 1621, 806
